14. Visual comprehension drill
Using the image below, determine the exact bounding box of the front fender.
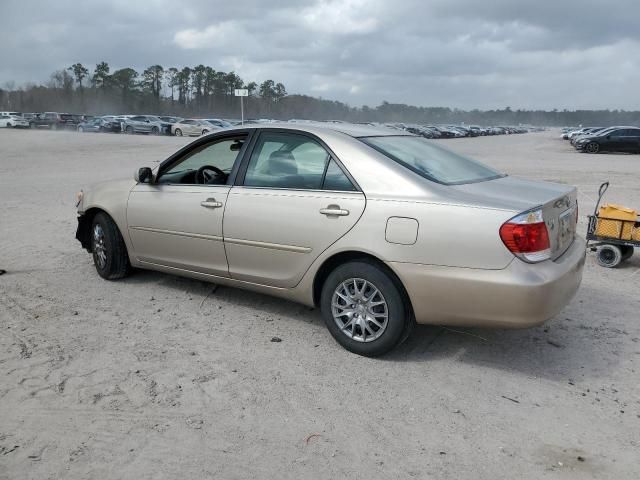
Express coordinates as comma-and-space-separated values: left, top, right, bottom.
76, 178, 137, 253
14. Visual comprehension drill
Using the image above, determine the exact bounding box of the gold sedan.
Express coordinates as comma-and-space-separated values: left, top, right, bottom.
75, 123, 585, 356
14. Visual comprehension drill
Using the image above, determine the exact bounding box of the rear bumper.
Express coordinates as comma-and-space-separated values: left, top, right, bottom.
388, 236, 586, 328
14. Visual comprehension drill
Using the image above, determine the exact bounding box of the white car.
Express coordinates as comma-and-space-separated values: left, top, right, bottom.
172, 119, 219, 137
0, 114, 29, 128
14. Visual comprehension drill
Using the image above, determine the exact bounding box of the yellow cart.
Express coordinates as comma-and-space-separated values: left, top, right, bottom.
586, 182, 639, 267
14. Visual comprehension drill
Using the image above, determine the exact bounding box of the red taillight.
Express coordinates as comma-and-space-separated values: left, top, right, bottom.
500, 222, 550, 253
500, 209, 551, 263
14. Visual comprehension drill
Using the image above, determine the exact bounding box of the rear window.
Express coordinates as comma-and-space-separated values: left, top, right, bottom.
361, 135, 504, 185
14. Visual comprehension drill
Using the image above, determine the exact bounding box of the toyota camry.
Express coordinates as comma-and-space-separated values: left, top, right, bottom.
75, 123, 585, 356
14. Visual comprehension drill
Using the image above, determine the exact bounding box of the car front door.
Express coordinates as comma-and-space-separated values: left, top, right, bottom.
603, 129, 626, 152
126, 133, 249, 276
183, 120, 197, 136
129, 116, 148, 133
223, 130, 366, 288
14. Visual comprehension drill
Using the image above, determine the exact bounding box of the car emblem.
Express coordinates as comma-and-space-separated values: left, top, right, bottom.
554, 197, 571, 209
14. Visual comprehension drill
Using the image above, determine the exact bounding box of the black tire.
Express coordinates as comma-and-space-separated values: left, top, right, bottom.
585, 142, 599, 154
174, 128, 182, 136
6, 123, 12, 128
151, 126, 159, 135
90, 212, 131, 280
320, 260, 411, 356
30, 122, 36, 129
201, 129, 208, 136
596, 244, 622, 268
620, 245, 634, 261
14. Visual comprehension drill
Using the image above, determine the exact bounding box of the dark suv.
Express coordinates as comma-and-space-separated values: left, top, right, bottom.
29, 112, 64, 129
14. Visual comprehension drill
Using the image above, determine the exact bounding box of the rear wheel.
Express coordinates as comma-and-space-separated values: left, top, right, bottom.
201, 129, 209, 136
125, 126, 133, 134
91, 213, 131, 280
585, 142, 599, 153
151, 126, 159, 135
30, 122, 36, 129
78, 126, 84, 133
320, 260, 411, 356
596, 244, 622, 267
175, 128, 183, 136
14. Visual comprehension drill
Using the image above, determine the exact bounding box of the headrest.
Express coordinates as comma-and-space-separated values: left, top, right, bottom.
268, 150, 297, 175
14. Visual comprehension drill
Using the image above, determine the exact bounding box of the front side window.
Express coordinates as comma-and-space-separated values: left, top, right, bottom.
158, 136, 246, 185
361, 135, 504, 185
243, 132, 355, 191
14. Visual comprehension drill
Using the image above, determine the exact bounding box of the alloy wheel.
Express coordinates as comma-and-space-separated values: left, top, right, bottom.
93, 224, 107, 269
331, 278, 389, 343
586, 142, 599, 153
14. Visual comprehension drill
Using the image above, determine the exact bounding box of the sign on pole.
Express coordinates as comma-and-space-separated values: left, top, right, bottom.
234, 89, 249, 125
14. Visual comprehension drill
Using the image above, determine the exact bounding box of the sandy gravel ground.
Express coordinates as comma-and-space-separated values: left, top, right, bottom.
0, 128, 638, 479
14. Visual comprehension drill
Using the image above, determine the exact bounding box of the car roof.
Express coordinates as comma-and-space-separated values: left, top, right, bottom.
232, 121, 412, 138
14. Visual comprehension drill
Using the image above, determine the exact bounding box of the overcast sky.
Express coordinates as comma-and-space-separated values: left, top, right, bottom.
1, 0, 639, 110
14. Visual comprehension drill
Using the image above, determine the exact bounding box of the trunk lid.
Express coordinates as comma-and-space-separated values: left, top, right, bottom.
450, 176, 578, 260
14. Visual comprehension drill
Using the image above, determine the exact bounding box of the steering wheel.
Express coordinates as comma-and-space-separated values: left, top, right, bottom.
195, 165, 227, 184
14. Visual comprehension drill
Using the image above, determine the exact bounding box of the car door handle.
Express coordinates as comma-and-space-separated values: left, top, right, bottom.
200, 198, 223, 209
319, 205, 349, 216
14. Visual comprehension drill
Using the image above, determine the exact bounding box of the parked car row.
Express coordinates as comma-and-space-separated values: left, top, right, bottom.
2, 111, 539, 140
388, 123, 536, 139
562, 126, 640, 153
0, 111, 230, 137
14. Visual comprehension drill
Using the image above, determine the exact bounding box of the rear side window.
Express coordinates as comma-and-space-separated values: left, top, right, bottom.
243, 132, 355, 191
361, 135, 504, 185
323, 159, 357, 191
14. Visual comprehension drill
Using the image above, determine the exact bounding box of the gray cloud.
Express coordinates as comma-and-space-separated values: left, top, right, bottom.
1, 0, 639, 109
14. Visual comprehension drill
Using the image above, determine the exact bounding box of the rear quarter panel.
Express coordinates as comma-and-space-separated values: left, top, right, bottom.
322, 198, 517, 270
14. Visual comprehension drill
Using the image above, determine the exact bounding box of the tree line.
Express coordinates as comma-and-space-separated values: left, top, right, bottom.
2, 61, 640, 126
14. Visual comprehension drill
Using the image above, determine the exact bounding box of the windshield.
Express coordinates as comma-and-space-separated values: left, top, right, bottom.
361, 135, 504, 185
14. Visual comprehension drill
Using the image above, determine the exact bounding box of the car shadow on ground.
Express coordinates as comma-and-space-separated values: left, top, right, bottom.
119, 269, 628, 382
387, 283, 630, 382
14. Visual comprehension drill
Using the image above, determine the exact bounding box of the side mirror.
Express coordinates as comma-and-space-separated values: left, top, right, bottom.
134, 167, 153, 183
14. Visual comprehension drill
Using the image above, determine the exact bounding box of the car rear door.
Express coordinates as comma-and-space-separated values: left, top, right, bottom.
604, 129, 627, 152
127, 132, 249, 276
627, 129, 640, 152
223, 130, 366, 288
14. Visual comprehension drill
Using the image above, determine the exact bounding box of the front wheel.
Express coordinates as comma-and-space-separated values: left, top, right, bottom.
597, 244, 622, 267
91, 213, 131, 280
174, 128, 182, 136
201, 129, 209, 136
78, 126, 84, 133
125, 126, 133, 134
320, 261, 411, 356
585, 142, 600, 153
151, 126, 159, 135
